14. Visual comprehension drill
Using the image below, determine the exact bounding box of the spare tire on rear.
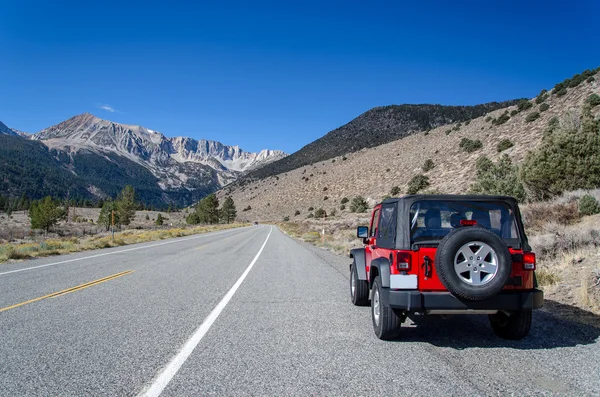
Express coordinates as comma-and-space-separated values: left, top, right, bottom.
435, 226, 511, 301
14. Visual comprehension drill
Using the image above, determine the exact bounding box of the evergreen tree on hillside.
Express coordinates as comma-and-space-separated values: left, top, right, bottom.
155, 213, 164, 226
220, 197, 237, 223
187, 194, 220, 224
116, 185, 137, 225
469, 155, 526, 202
521, 105, 600, 200
29, 196, 66, 233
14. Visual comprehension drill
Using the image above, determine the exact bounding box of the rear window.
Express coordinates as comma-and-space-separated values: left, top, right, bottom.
410, 200, 519, 246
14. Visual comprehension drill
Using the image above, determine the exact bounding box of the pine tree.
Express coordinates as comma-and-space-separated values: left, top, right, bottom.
220, 197, 237, 223
116, 185, 136, 225
155, 213, 164, 226
29, 196, 66, 233
197, 194, 220, 224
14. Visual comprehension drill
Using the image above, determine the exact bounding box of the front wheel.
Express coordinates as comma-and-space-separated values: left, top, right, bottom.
350, 262, 369, 306
372, 276, 402, 340
489, 310, 532, 340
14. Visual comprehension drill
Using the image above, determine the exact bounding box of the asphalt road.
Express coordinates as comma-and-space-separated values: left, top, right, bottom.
1, 225, 599, 396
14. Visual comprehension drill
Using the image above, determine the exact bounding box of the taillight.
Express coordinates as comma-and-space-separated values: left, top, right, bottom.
460, 219, 477, 226
396, 251, 412, 271
523, 252, 536, 270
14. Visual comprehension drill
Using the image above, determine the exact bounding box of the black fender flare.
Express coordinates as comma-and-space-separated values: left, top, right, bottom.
349, 248, 367, 281
370, 257, 391, 288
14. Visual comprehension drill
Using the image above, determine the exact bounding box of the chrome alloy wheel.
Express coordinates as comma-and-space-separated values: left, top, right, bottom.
453, 241, 499, 286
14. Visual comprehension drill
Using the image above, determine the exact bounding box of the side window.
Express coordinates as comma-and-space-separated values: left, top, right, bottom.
377, 203, 397, 248
370, 209, 380, 237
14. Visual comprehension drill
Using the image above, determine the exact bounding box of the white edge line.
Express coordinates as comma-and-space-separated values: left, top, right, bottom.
139, 226, 273, 397
0, 227, 249, 277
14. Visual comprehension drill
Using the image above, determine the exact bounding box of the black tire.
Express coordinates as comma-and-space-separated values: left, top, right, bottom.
436, 227, 512, 301
489, 310, 532, 340
371, 276, 402, 340
350, 262, 369, 306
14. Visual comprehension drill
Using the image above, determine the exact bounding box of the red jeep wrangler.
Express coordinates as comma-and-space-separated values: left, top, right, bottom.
349, 195, 543, 340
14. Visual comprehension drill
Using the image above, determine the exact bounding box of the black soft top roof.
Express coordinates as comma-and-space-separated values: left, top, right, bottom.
376, 194, 529, 251
381, 194, 519, 207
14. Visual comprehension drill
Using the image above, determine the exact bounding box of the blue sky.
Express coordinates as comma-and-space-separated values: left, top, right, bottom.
1, 1, 599, 153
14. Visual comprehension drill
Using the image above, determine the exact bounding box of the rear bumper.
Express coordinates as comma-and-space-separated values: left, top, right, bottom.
380, 289, 544, 312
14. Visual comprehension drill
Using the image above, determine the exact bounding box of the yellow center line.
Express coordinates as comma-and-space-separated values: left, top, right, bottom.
0, 270, 134, 313
194, 245, 209, 251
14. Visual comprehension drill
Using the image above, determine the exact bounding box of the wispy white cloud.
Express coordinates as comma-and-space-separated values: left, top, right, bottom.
97, 104, 118, 113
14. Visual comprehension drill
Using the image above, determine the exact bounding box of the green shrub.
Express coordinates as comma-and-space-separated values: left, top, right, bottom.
465, 120, 471, 125
330, 209, 337, 217
407, 174, 430, 194
493, 113, 510, 125
588, 76, 596, 83
390, 186, 401, 196
568, 73, 585, 88
308, 206, 314, 211
485, 116, 492, 122
525, 112, 540, 122
517, 99, 533, 112
496, 139, 514, 152
510, 110, 518, 116
459, 138, 483, 153
340, 197, 349, 204
539, 103, 550, 112
422, 159, 435, 172
586, 93, 600, 107
315, 208, 327, 219
323, 196, 328, 200
521, 106, 600, 200
294, 210, 301, 216
306, 213, 314, 219
469, 155, 526, 202
283, 216, 290, 222
535, 90, 548, 104
579, 195, 600, 216
554, 79, 570, 93
555, 87, 567, 97
342, 156, 347, 161
445, 129, 451, 135
323, 187, 328, 191
350, 196, 368, 213
339, 204, 346, 210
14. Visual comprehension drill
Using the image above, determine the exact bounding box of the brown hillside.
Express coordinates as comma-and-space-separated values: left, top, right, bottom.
219, 72, 600, 222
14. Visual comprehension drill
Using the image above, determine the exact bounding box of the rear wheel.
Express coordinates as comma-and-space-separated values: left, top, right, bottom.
350, 262, 369, 306
372, 276, 402, 340
489, 310, 532, 340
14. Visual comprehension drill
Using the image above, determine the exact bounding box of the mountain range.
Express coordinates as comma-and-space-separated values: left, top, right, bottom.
0, 114, 285, 207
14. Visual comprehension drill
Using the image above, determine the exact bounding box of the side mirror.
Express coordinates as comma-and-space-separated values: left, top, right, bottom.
357, 226, 369, 238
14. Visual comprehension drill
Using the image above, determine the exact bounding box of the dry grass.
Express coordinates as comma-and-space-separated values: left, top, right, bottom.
0, 223, 248, 264
277, 214, 369, 256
